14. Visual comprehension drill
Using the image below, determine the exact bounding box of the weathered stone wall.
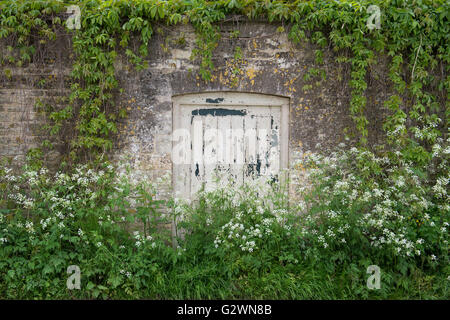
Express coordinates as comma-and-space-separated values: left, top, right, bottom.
110, 20, 389, 196
0, 35, 71, 166
0, 66, 69, 165
0, 20, 391, 197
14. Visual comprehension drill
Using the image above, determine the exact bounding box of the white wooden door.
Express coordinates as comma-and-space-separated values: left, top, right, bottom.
172, 92, 289, 200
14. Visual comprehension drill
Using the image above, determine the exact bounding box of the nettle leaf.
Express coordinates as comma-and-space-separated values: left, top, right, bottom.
86, 281, 95, 290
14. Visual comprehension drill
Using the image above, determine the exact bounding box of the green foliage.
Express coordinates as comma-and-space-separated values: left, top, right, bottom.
294, 142, 449, 298
0, 163, 172, 298
0, 0, 448, 300
0, 0, 448, 161
0, 148, 448, 299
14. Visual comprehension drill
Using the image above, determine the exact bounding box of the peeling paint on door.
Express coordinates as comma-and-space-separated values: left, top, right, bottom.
172, 92, 290, 201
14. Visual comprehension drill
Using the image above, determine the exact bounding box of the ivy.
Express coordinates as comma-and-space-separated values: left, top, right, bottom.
0, 0, 448, 164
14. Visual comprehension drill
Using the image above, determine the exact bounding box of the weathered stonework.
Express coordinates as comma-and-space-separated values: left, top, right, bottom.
1, 20, 392, 199
110, 21, 389, 197
0, 70, 69, 165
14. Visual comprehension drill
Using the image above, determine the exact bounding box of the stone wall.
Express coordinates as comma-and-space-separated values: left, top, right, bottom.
0, 19, 391, 197
110, 20, 390, 196
0, 67, 69, 166
0, 35, 71, 166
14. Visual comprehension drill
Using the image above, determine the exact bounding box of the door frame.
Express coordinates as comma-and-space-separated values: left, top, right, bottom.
171, 91, 290, 245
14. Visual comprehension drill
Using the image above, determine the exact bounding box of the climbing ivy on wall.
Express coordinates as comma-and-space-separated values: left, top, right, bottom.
0, 0, 448, 165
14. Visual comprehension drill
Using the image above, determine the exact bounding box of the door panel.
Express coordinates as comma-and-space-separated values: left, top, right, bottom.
172, 93, 289, 202
185, 106, 281, 198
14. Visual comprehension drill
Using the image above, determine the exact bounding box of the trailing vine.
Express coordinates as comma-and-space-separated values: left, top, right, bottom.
0, 0, 448, 167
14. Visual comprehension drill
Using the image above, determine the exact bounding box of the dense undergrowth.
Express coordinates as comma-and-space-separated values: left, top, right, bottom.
0, 142, 448, 299
0, 0, 448, 299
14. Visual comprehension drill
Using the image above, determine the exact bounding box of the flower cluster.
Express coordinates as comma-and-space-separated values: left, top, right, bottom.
0, 162, 164, 254
295, 143, 449, 262
133, 231, 156, 248
208, 179, 291, 253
